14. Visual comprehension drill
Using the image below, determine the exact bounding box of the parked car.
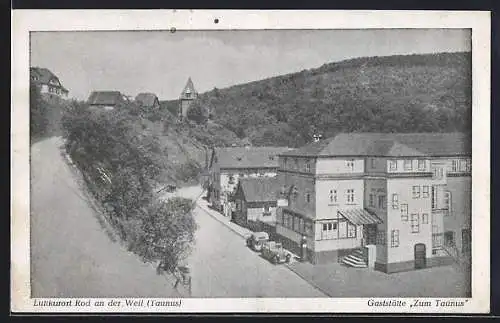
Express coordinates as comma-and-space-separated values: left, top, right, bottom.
261, 241, 292, 264
246, 231, 269, 252
166, 184, 177, 193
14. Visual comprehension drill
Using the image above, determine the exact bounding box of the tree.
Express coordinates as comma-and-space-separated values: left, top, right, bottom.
133, 198, 197, 273
30, 84, 48, 141
186, 102, 208, 124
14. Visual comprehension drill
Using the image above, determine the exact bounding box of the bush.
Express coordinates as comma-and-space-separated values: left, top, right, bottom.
62, 100, 197, 272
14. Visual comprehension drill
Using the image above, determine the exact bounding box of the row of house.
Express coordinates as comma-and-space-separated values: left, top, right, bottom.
85, 78, 198, 118
207, 132, 471, 274
29, 66, 202, 119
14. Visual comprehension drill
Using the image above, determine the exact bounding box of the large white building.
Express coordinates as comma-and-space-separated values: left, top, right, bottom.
275, 133, 471, 273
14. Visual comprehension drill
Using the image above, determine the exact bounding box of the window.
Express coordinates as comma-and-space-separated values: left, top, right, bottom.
347, 223, 357, 238
459, 159, 467, 172
378, 195, 386, 209
299, 218, 305, 233
465, 159, 472, 172
346, 159, 355, 171
283, 158, 288, 169
228, 175, 235, 184
371, 158, 376, 168
452, 160, 459, 172
346, 189, 355, 204
433, 167, 444, 179
432, 226, 443, 250
390, 230, 400, 247
391, 194, 399, 209
404, 159, 412, 171
293, 215, 300, 232
431, 186, 438, 209
263, 205, 271, 214
329, 189, 338, 204
411, 213, 420, 233
321, 221, 338, 240
369, 194, 375, 207
422, 186, 430, 198
444, 191, 452, 215
292, 187, 298, 200
305, 192, 311, 203
376, 230, 386, 245
412, 186, 421, 199
400, 204, 409, 221
389, 160, 397, 171
422, 213, 429, 224
305, 160, 311, 172
418, 159, 426, 171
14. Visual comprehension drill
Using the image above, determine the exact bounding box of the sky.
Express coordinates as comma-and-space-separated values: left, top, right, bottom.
30, 29, 471, 101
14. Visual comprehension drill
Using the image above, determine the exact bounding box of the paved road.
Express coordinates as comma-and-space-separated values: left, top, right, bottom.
180, 196, 326, 298
30, 137, 180, 298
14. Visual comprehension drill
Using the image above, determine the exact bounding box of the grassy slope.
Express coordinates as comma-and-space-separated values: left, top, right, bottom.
194, 52, 471, 147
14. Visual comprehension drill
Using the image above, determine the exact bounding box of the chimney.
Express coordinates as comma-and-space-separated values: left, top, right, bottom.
313, 134, 323, 142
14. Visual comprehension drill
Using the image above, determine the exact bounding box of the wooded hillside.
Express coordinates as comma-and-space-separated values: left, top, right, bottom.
194, 52, 472, 147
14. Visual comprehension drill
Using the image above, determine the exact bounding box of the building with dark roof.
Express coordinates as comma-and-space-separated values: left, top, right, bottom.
232, 177, 285, 230
87, 91, 124, 110
274, 132, 471, 273
135, 92, 160, 109
207, 146, 294, 216
30, 67, 69, 98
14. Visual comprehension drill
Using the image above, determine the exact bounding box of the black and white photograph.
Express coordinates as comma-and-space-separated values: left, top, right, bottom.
11, 10, 490, 313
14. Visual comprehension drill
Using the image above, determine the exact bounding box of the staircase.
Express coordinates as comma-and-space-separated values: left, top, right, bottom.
341, 248, 368, 268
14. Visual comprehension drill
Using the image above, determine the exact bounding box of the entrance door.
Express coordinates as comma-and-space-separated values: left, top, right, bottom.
462, 229, 471, 254
364, 224, 377, 245
414, 243, 427, 269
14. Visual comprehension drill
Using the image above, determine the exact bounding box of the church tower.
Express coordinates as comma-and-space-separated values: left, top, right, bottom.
179, 77, 198, 118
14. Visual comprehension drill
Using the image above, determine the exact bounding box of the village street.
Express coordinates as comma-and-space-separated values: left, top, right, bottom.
30, 137, 325, 298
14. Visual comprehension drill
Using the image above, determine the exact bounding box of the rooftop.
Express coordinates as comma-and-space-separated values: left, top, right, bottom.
30, 67, 68, 92
238, 177, 281, 203
87, 91, 124, 106
279, 132, 471, 158
135, 92, 159, 107
214, 146, 294, 169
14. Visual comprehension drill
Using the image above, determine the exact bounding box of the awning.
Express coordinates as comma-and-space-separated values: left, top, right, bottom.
338, 209, 383, 225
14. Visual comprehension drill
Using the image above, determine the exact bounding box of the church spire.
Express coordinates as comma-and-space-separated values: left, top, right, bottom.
180, 77, 197, 99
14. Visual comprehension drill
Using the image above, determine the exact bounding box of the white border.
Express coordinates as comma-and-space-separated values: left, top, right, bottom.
11, 10, 491, 313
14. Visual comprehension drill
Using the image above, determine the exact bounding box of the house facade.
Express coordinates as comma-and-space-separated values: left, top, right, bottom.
207, 146, 293, 217
30, 67, 69, 98
275, 133, 471, 273
232, 177, 284, 230
87, 91, 124, 110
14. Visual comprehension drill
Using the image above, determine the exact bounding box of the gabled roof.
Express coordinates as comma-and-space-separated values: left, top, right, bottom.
30, 67, 68, 92
135, 92, 159, 107
87, 91, 124, 106
280, 132, 470, 158
213, 146, 294, 169
238, 177, 281, 203
180, 77, 197, 99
